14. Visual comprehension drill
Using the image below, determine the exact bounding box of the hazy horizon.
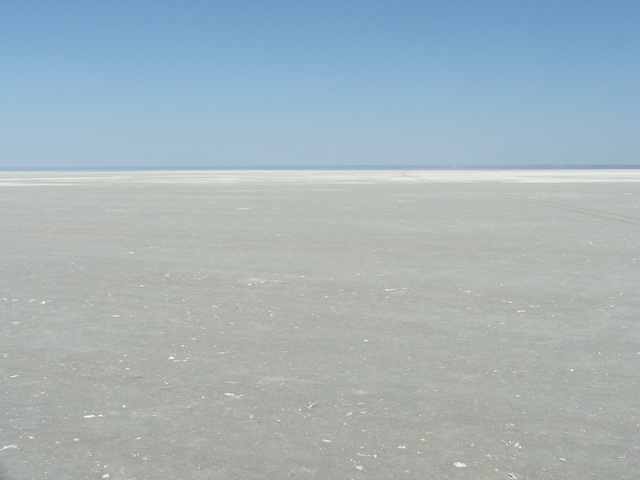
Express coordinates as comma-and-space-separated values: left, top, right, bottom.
2, 164, 640, 173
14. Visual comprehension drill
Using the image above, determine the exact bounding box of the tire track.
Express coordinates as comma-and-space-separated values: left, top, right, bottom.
397, 171, 640, 226
485, 191, 640, 225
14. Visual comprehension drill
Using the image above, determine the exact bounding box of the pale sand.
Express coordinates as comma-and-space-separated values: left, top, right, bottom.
1, 170, 638, 479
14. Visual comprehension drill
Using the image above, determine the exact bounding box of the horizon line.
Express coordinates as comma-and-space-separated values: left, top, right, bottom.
2, 164, 640, 173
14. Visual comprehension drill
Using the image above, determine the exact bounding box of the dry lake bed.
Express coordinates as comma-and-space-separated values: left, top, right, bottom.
1, 170, 639, 479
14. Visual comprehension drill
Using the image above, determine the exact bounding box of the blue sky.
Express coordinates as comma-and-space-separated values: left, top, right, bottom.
1, 0, 638, 168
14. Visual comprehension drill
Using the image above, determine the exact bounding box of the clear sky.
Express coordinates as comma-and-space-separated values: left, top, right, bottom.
1, 0, 638, 169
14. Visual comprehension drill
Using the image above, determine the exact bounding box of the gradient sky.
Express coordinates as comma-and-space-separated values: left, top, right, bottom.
1, 0, 638, 168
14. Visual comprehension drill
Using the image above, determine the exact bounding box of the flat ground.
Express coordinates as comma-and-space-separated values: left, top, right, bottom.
1, 170, 639, 480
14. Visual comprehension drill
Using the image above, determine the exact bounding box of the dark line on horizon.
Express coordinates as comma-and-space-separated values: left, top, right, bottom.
2, 165, 640, 173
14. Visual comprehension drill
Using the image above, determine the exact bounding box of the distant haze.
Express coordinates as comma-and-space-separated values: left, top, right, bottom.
1, 1, 638, 169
